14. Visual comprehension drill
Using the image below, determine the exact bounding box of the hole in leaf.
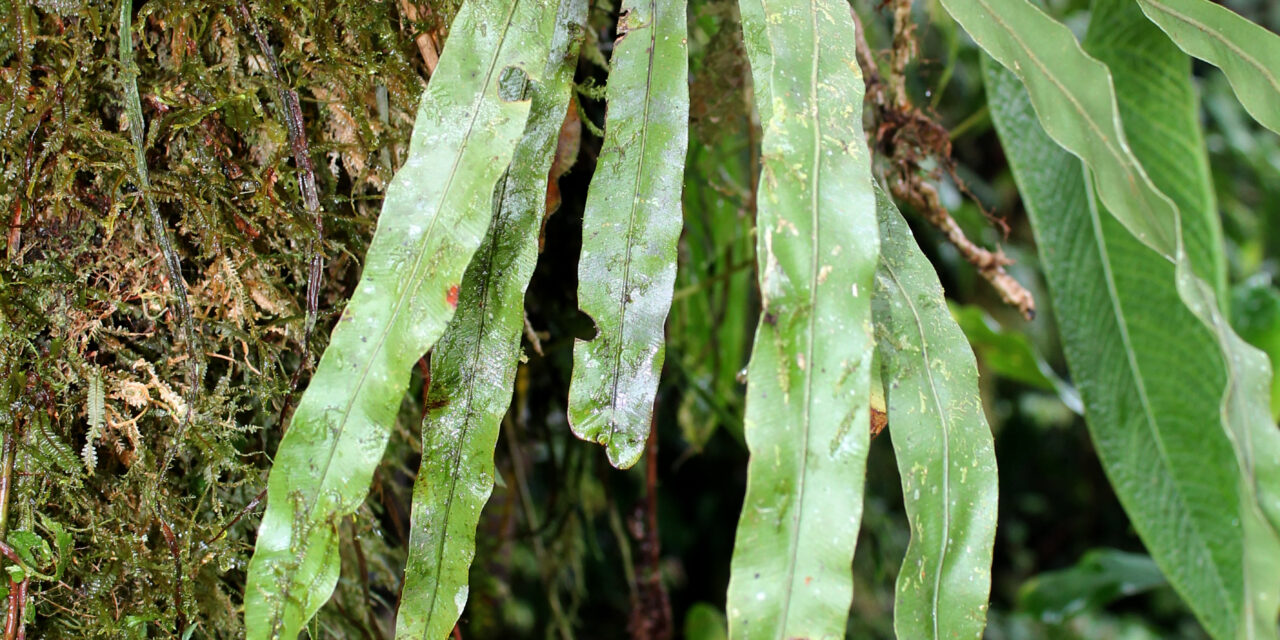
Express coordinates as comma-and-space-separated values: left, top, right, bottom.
498, 66, 532, 102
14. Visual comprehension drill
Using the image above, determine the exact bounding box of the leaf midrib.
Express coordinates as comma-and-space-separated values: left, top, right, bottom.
882, 264, 951, 640
1138, 0, 1280, 98
1081, 171, 1233, 615
604, 0, 661, 444
417, 169, 515, 638
268, 0, 524, 628
972, 0, 1178, 255
775, 0, 823, 629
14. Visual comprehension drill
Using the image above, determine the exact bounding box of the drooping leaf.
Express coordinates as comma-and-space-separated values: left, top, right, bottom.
394, 0, 586, 636
242, 0, 561, 634
566, 0, 690, 469
724, 0, 878, 635
1018, 549, 1167, 623
1135, 0, 1280, 136
872, 187, 998, 640
980, 3, 1280, 629
1084, 0, 1226, 300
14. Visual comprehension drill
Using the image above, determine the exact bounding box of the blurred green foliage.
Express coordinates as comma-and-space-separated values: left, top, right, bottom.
0, 0, 1275, 636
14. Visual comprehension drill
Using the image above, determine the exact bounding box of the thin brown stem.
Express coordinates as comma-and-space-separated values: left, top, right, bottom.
850, 6, 1036, 320
0, 431, 15, 541
205, 487, 267, 546
628, 421, 671, 640
888, 177, 1036, 319
235, 0, 325, 377
3, 579, 16, 640
158, 518, 187, 636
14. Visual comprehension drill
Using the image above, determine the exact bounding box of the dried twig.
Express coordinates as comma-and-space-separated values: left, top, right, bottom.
523, 312, 545, 357
398, 0, 441, 74
888, 177, 1036, 317
852, 6, 1036, 320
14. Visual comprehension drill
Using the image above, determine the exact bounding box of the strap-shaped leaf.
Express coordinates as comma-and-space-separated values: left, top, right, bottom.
566, 0, 689, 469
872, 186, 998, 640
242, 0, 560, 634
983, 14, 1280, 633
725, 0, 878, 635
1136, 0, 1280, 136
394, 0, 586, 635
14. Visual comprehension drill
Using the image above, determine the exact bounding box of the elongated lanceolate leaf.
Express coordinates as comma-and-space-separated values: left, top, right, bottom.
566, 0, 689, 469
394, 0, 586, 636
981, 5, 1280, 629
872, 187, 998, 640
725, 0, 878, 635
1136, 0, 1280, 136
243, 0, 560, 634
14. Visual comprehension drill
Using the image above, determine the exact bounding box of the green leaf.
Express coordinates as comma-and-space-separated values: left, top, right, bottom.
940, 0, 1170, 257
725, 0, 878, 635
872, 187, 999, 640
1084, 0, 1226, 300
1135, 0, 1280, 136
981, 10, 1280, 632
683, 602, 729, 640
1018, 549, 1167, 623
567, 0, 690, 469
7, 530, 51, 572
242, 0, 561, 634
44, 519, 71, 582
394, 0, 586, 635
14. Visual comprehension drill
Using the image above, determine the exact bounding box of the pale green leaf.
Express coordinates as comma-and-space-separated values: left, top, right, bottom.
724, 0, 878, 635
1136, 0, 1280, 136
566, 0, 690, 469
394, 0, 586, 636
982, 19, 1280, 634
872, 187, 998, 640
242, 0, 561, 634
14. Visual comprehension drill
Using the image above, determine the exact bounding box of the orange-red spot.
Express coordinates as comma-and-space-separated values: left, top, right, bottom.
446, 284, 460, 309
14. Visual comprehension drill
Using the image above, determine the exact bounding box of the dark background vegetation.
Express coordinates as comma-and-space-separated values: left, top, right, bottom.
2, 0, 1278, 637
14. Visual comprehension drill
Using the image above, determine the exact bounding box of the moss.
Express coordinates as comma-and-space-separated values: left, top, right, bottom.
0, 0, 448, 635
